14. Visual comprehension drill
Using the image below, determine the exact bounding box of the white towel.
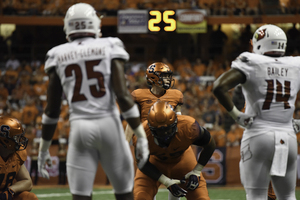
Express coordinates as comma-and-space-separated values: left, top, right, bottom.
270, 131, 288, 177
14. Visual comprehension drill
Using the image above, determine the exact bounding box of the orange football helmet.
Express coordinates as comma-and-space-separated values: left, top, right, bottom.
0, 116, 28, 151
148, 100, 177, 147
146, 62, 174, 89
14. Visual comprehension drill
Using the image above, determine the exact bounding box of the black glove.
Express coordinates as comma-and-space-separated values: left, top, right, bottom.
168, 184, 187, 197
186, 174, 200, 190
0, 188, 14, 200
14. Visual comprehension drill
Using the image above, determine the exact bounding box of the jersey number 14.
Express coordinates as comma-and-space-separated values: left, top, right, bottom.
262, 79, 291, 110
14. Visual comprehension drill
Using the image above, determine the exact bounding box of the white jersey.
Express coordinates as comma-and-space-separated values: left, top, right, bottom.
45, 37, 129, 121
232, 52, 300, 137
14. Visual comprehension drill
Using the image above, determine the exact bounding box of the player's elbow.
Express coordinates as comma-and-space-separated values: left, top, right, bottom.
212, 81, 226, 98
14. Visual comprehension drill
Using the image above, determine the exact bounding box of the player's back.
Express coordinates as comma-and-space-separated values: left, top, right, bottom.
45, 37, 129, 121
232, 52, 300, 131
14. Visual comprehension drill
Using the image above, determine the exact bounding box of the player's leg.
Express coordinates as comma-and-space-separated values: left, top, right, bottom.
98, 116, 135, 200
240, 133, 274, 200
271, 132, 297, 200
67, 119, 100, 200
134, 169, 160, 200
13, 191, 38, 200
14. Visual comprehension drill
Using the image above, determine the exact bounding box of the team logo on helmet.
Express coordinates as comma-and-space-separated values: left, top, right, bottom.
255, 29, 267, 41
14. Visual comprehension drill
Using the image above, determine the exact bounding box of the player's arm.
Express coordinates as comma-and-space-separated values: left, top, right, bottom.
193, 124, 216, 167
111, 58, 149, 168
213, 68, 254, 128
183, 121, 216, 190
38, 67, 62, 179
139, 157, 187, 197
41, 67, 62, 141
9, 164, 33, 193
212, 68, 245, 112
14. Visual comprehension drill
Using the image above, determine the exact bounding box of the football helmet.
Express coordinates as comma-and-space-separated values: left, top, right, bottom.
0, 116, 28, 151
146, 62, 174, 89
148, 101, 177, 147
64, 3, 101, 42
252, 24, 287, 56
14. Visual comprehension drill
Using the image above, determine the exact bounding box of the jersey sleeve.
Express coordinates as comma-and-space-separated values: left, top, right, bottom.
44, 47, 58, 74
231, 52, 255, 80
108, 37, 129, 61
176, 90, 184, 105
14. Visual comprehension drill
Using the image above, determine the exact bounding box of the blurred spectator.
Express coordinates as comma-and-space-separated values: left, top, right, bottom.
193, 58, 207, 76
209, 122, 226, 147
239, 24, 253, 52
286, 23, 300, 55
5, 54, 20, 70
0, 83, 9, 102
209, 25, 228, 60
226, 123, 244, 146
21, 97, 39, 128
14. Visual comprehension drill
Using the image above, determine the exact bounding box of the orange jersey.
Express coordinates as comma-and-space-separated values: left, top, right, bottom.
0, 150, 27, 191
133, 115, 200, 163
131, 88, 183, 122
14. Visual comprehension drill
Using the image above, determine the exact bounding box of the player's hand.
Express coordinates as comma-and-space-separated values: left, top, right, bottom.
158, 174, 187, 197
135, 137, 149, 168
168, 182, 187, 197
293, 119, 300, 133
184, 163, 204, 190
38, 150, 52, 179
0, 188, 14, 200
236, 113, 255, 128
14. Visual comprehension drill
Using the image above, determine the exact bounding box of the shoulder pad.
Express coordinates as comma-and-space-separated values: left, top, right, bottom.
16, 150, 27, 164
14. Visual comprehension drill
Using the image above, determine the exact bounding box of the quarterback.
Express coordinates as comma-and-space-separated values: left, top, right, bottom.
0, 116, 38, 200
125, 62, 183, 141
213, 24, 298, 200
132, 101, 216, 200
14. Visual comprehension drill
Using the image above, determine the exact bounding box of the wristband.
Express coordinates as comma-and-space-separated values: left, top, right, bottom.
193, 163, 204, 174
228, 106, 240, 120
39, 138, 52, 152
158, 174, 170, 186
42, 113, 59, 125
122, 104, 140, 119
133, 124, 147, 138
176, 112, 182, 115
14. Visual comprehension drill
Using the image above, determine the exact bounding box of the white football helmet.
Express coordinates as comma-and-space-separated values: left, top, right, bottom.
252, 24, 287, 56
64, 3, 101, 42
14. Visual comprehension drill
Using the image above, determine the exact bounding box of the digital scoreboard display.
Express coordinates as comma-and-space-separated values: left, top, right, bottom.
148, 10, 176, 32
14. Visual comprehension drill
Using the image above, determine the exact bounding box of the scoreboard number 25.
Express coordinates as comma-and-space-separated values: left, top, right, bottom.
148, 10, 176, 32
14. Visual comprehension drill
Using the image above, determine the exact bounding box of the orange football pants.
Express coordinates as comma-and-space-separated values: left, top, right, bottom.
134, 147, 210, 200
14, 191, 38, 200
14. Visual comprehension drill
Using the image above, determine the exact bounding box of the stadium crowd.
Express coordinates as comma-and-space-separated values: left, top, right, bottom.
2, 0, 300, 16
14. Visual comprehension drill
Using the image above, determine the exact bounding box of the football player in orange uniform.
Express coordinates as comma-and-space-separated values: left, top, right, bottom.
132, 101, 216, 200
0, 116, 38, 200
125, 62, 183, 200
125, 62, 183, 141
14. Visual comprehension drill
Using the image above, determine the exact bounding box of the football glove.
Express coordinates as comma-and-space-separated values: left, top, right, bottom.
158, 174, 187, 198
293, 119, 300, 133
135, 137, 149, 168
38, 150, 52, 179
229, 106, 255, 129
133, 124, 150, 169
0, 188, 14, 200
184, 163, 204, 190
